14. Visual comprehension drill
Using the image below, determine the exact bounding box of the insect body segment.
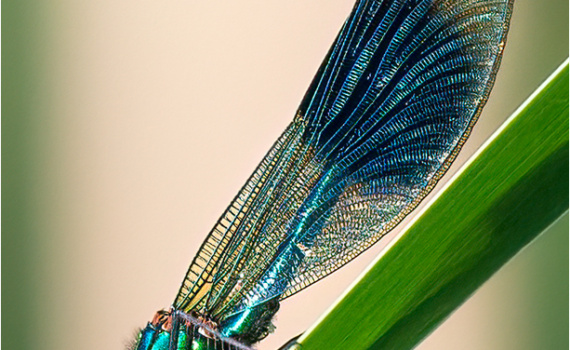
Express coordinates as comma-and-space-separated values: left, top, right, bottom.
135, 310, 253, 350
134, 0, 513, 348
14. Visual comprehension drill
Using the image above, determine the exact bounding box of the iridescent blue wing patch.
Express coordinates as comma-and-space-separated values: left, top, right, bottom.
174, 0, 513, 322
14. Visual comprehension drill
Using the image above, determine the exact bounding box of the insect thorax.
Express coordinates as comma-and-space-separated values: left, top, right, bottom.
133, 303, 279, 350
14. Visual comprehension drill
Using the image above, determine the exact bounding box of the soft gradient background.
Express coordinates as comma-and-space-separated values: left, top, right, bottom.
3, 1, 568, 350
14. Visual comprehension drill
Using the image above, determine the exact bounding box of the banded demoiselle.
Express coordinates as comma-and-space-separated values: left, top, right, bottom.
132, 0, 514, 349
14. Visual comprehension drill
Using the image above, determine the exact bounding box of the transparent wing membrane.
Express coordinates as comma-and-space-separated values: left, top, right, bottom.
174, 0, 513, 321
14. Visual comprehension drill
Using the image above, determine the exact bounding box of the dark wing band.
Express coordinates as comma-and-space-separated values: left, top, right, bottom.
174, 0, 513, 319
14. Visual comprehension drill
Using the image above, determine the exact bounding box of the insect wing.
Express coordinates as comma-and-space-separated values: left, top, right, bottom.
279, 0, 514, 299
174, 0, 513, 320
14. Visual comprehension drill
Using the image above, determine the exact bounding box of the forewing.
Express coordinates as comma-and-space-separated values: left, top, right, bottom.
174, 0, 514, 318
281, 0, 513, 298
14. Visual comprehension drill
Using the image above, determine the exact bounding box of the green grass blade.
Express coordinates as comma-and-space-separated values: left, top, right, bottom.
295, 60, 569, 350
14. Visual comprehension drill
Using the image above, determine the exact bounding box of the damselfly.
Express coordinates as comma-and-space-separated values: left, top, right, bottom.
132, 0, 514, 349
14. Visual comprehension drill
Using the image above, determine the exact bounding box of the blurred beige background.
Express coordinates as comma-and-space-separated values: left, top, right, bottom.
3, 1, 568, 350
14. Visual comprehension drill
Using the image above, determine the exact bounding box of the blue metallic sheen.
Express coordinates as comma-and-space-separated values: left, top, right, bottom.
134, 0, 514, 348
